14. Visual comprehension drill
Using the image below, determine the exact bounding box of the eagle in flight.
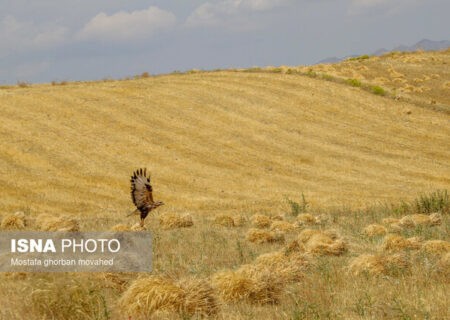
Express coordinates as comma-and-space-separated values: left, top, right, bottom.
128, 168, 164, 227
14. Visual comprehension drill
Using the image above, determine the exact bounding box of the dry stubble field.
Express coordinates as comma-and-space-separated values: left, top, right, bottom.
0, 49, 449, 319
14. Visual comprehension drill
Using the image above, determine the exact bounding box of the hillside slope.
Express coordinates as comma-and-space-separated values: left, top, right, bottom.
0, 69, 449, 223
305, 48, 450, 110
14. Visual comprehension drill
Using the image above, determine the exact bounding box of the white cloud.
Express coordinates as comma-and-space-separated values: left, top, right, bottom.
32, 26, 67, 47
186, 0, 292, 28
242, 0, 293, 11
0, 16, 67, 57
186, 3, 219, 27
77, 6, 176, 42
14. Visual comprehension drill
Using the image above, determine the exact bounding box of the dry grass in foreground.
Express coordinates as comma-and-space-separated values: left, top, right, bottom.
0, 192, 448, 319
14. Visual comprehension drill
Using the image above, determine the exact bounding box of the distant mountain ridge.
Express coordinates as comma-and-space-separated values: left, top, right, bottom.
316, 39, 450, 64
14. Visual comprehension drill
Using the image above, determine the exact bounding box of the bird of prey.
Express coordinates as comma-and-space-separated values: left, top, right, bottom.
128, 168, 164, 227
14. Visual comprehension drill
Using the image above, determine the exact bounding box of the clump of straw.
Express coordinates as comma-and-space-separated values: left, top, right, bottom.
363, 224, 387, 237
270, 221, 296, 232
1, 211, 27, 230
348, 254, 410, 276
246, 228, 285, 244
214, 215, 235, 227
298, 229, 347, 256
159, 213, 193, 229
380, 234, 423, 251
36, 213, 79, 231
250, 214, 272, 228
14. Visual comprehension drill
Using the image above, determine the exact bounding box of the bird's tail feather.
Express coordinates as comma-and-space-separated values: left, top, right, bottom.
127, 209, 140, 217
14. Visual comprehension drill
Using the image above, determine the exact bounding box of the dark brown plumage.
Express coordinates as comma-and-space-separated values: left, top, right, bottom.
128, 168, 164, 226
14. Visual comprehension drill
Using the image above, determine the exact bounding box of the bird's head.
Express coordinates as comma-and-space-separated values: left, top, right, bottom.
155, 201, 165, 207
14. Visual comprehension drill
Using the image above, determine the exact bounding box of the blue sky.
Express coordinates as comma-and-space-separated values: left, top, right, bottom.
1, 0, 449, 84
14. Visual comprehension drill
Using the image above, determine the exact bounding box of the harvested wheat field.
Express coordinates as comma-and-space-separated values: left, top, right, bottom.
295, 48, 450, 112
0, 49, 449, 319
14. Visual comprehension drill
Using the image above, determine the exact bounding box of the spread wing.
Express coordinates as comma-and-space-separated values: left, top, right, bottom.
130, 168, 154, 209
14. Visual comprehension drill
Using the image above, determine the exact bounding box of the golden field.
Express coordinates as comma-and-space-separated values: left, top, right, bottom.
279, 48, 450, 112
0, 49, 449, 319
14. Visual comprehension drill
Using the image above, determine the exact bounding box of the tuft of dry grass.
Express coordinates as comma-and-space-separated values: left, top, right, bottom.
36, 213, 79, 231
282, 240, 306, 254
409, 214, 431, 225
250, 214, 272, 228
271, 215, 284, 221
298, 229, 347, 255
298, 229, 323, 243
118, 275, 185, 318
422, 240, 450, 256
437, 252, 450, 272
246, 228, 285, 244
269, 220, 296, 232
381, 234, 423, 251
51, 80, 68, 86
410, 213, 442, 226
1, 212, 27, 229
363, 224, 387, 237
1, 272, 29, 280
253, 249, 310, 282
214, 215, 235, 227
177, 278, 219, 317
398, 216, 415, 228
429, 212, 442, 225
389, 213, 442, 231
17, 81, 29, 88
298, 228, 338, 243
382, 217, 400, 225
296, 213, 317, 225
348, 253, 410, 276
211, 271, 255, 304
159, 213, 193, 229
232, 215, 245, 227
306, 234, 347, 256
407, 236, 424, 248
212, 265, 284, 305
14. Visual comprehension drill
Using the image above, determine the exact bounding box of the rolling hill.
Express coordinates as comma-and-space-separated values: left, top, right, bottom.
0, 50, 449, 227
317, 38, 450, 64
307, 48, 450, 111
